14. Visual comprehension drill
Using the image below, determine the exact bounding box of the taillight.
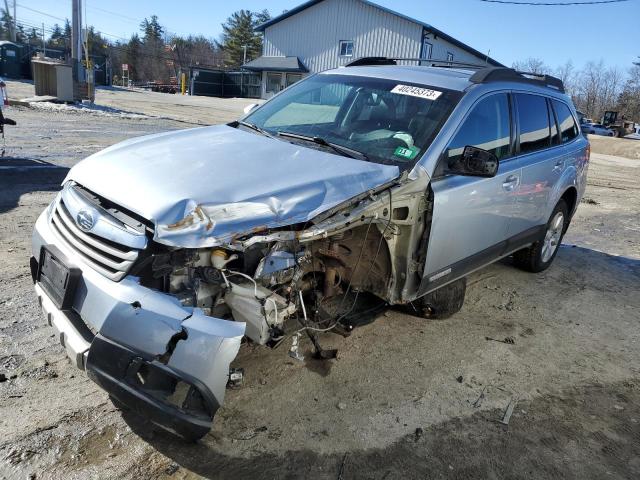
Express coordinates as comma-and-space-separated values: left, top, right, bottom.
585, 143, 590, 163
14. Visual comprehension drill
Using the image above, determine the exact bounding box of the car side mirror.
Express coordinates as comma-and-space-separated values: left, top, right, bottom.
447, 146, 499, 178
243, 103, 259, 115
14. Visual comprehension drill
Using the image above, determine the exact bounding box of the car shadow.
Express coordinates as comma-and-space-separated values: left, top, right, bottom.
0, 157, 68, 214
119, 381, 640, 479
116, 245, 639, 479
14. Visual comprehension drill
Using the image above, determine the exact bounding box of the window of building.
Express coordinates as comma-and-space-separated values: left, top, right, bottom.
552, 100, 579, 143
446, 52, 454, 63
422, 40, 433, 60
339, 40, 354, 57
266, 72, 282, 94
515, 93, 551, 154
445, 93, 511, 169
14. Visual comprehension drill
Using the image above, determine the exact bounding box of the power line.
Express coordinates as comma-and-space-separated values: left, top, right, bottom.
15, 3, 66, 21
479, 0, 630, 5
84, 2, 140, 24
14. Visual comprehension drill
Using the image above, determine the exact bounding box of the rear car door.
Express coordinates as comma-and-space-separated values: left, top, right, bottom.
506, 93, 564, 241
552, 99, 586, 207
421, 92, 520, 292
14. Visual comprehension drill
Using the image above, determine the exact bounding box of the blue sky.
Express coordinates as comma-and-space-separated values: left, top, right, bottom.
17, 0, 640, 70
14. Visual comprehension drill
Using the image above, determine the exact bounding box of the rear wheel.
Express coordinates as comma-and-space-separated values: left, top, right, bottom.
417, 277, 467, 319
513, 199, 568, 273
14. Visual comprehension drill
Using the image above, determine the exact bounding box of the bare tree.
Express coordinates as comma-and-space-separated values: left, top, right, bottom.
572, 60, 625, 120
616, 63, 640, 120
555, 60, 576, 93
512, 57, 550, 74
168, 34, 224, 71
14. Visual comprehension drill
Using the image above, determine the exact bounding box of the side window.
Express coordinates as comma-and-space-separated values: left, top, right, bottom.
515, 93, 551, 154
552, 100, 579, 143
445, 93, 511, 167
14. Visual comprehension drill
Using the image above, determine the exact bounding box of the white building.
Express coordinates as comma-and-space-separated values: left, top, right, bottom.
244, 0, 502, 99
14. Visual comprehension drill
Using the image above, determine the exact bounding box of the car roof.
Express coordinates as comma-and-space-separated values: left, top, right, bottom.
322, 65, 571, 100
322, 65, 475, 92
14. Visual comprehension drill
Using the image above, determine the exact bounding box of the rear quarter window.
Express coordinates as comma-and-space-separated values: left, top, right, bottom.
552, 100, 580, 143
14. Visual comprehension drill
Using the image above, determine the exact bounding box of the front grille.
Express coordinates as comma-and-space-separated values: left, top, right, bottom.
50, 199, 140, 281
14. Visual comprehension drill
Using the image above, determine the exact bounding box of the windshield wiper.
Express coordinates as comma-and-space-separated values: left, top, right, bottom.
277, 131, 369, 161
238, 121, 277, 139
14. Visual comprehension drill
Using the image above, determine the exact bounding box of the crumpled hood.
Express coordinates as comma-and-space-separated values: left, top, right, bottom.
67, 125, 399, 247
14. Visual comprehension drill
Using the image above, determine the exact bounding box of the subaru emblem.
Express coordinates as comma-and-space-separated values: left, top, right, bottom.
76, 209, 95, 231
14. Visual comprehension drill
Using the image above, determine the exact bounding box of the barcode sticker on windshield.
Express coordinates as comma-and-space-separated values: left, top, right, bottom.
391, 84, 442, 100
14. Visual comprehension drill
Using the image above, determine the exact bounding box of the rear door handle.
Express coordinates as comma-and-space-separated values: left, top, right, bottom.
502, 175, 519, 192
553, 159, 565, 171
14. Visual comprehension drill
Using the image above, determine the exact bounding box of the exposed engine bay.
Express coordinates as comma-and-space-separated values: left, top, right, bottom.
131, 172, 432, 356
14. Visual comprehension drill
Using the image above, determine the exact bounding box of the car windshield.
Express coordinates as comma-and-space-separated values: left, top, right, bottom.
243, 73, 461, 168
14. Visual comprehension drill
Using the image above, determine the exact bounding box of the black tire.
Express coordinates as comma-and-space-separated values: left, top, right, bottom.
513, 199, 568, 273
417, 277, 466, 319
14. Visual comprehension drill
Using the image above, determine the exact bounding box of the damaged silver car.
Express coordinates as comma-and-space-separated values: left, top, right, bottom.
31, 59, 589, 440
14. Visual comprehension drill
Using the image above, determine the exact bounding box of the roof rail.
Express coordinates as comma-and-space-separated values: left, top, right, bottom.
345, 56, 488, 69
345, 56, 397, 67
469, 67, 565, 93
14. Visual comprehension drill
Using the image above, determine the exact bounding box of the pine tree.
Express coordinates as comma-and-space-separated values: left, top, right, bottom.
124, 33, 141, 80
63, 19, 71, 40
26, 27, 40, 46
0, 8, 14, 41
220, 9, 270, 67
140, 15, 163, 42
48, 23, 66, 49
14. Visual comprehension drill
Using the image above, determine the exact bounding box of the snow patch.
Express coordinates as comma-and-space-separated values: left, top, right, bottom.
28, 101, 154, 119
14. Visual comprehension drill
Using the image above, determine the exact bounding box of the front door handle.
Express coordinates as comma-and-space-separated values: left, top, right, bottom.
502, 175, 519, 192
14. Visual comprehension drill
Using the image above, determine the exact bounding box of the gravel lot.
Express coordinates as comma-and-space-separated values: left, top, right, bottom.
0, 82, 639, 480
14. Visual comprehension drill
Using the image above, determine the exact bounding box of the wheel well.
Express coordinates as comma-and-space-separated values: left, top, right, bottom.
561, 187, 578, 217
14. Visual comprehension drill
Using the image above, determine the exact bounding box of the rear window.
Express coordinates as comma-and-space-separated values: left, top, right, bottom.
515, 93, 551, 154
553, 100, 579, 143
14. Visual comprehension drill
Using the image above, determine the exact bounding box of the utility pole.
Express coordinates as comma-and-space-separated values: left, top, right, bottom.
12, 0, 15, 42
71, 0, 83, 83
42, 23, 46, 56
241, 44, 247, 97
3, 0, 15, 42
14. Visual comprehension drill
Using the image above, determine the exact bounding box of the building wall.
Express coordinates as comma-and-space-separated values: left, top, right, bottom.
426, 36, 488, 65
263, 0, 423, 73
262, 0, 491, 74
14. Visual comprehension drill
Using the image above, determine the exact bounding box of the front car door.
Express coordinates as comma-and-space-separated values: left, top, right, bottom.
420, 92, 520, 293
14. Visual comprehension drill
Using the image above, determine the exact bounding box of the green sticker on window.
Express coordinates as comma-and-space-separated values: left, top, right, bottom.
393, 146, 420, 160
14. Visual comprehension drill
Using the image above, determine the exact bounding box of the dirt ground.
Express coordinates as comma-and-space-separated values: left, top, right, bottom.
0, 82, 639, 480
